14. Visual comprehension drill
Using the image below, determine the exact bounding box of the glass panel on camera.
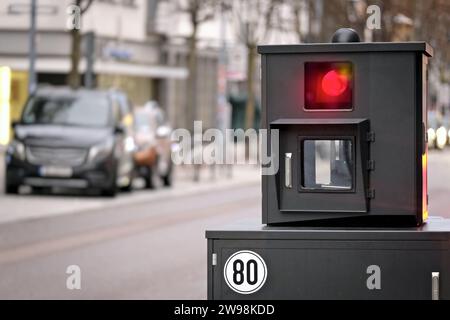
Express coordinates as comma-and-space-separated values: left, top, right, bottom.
302, 139, 353, 190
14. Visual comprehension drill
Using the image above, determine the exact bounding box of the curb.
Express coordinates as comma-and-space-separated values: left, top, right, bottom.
74, 175, 261, 216
0, 168, 261, 225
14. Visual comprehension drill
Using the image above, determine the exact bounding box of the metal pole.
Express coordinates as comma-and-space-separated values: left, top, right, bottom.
28, 0, 37, 94
84, 32, 95, 89
217, 2, 233, 178
217, 1, 228, 131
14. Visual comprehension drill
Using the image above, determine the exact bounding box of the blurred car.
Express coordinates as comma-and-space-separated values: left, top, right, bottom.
133, 101, 173, 189
428, 110, 447, 150
435, 126, 447, 149
5, 86, 135, 197
442, 116, 450, 146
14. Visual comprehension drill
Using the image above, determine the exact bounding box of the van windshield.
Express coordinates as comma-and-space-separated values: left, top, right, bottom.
22, 94, 111, 127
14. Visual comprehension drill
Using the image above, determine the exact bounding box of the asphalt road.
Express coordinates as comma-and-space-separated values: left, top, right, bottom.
427, 149, 450, 218
0, 148, 449, 299
0, 182, 260, 299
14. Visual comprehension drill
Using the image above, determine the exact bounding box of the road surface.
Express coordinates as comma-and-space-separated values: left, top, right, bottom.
0, 181, 260, 299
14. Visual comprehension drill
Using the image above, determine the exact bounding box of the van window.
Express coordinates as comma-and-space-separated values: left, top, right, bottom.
22, 94, 111, 127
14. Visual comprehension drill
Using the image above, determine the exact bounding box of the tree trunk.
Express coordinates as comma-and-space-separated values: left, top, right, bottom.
187, 23, 198, 132
293, 1, 302, 43
68, 28, 82, 89
245, 44, 257, 130
187, 20, 200, 181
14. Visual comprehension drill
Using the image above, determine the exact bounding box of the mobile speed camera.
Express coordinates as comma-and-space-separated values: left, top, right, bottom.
259, 29, 433, 226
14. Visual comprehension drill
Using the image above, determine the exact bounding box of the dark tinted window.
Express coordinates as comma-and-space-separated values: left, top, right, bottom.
22, 94, 111, 127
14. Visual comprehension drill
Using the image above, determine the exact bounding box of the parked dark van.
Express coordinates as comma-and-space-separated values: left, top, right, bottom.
5, 86, 135, 197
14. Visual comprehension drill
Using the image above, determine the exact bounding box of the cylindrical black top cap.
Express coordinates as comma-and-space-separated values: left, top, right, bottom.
331, 28, 361, 43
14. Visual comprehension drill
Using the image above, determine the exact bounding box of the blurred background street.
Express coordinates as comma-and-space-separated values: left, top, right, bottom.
0, 0, 449, 299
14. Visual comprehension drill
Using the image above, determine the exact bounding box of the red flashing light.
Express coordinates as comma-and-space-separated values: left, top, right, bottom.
321, 70, 349, 97
304, 62, 353, 110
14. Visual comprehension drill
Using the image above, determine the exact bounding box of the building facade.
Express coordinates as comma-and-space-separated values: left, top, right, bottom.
0, 0, 220, 146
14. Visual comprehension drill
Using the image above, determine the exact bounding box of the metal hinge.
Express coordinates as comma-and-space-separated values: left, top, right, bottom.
367, 189, 375, 199
366, 132, 376, 142
367, 160, 375, 171
212, 253, 217, 266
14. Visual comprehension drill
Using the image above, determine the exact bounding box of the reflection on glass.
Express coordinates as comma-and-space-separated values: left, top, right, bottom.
22, 94, 111, 127
302, 139, 353, 190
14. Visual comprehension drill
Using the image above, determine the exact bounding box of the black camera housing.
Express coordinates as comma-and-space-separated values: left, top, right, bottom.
259, 42, 433, 226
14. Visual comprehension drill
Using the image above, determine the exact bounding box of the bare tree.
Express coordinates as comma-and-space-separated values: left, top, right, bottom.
172, 0, 216, 132
286, 0, 316, 43
288, 0, 450, 110
414, 0, 450, 84
232, 0, 279, 129
68, 0, 94, 89
171, 0, 216, 182
360, 0, 449, 89
291, 0, 306, 42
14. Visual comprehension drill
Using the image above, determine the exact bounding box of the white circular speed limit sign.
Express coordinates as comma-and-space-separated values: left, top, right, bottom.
224, 250, 267, 294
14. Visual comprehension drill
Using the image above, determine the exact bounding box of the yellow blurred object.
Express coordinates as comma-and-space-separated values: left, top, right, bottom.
423, 208, 429, 222
422, 152, 428, 222
0, 68, 28, 146
9, 71, 28, 123
123, 113, 133, 127
0, 66, 11, 145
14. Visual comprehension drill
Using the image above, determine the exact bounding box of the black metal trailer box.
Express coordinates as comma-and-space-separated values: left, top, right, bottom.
206, 217, 450, 300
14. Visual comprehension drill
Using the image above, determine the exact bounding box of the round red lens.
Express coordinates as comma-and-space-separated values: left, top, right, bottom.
321, 70, 348, 96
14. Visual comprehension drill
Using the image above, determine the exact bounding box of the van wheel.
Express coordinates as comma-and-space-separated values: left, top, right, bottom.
101, 176, 117, 197
102, 164, 118, 197
5, 184, 19, 195
161, 164, 173, 187
143, 166, 154, 189
101, 185, 117, 197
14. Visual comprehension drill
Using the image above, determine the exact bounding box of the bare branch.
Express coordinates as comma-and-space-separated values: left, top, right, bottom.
74, 0, 94, 15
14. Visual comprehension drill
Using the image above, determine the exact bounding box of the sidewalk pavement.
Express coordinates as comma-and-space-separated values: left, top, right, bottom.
0, 162, 260, 225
